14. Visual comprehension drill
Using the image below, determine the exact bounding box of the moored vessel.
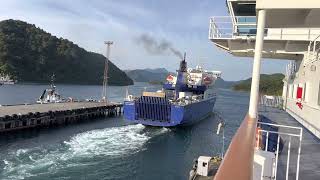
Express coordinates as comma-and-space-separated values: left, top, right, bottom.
37, 74, 63, 104
0, 74, 15, 85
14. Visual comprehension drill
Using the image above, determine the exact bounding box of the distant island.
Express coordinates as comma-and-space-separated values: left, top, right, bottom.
233, 73, 285, 95
0, 19, 133, 86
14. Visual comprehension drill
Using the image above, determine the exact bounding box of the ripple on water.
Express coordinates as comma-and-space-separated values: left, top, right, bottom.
1, 124, 170, 180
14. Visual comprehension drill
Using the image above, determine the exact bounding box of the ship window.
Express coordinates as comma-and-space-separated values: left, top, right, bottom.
232, 2, 256, 16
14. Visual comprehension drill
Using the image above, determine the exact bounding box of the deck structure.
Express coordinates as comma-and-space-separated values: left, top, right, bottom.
259, 106, 320, 180
209, 0, 320, 179
0, 102, 122, 132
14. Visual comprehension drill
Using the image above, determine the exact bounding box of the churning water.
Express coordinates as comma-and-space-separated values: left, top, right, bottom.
0, 82, 249, 180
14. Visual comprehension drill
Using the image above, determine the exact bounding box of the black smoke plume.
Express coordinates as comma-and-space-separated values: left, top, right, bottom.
136, 34, 183, 59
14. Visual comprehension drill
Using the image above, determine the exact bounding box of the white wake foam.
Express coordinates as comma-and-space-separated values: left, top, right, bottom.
65, 124, 150, 157
1, 124, 169, 180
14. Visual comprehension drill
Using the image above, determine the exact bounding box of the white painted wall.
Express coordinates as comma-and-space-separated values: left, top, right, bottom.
284, 56, 320, 138
257, 0, 320, 9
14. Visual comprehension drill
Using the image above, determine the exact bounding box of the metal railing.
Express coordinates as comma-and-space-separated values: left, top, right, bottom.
213, 112, 303, 180
209, 16, 257, 39
256, 122, 303, 180
209, 16, 320, 41
214, 114, 257, 180
285, 61, 297, 79
260, 95, 283, 109
305, 34, 320, 66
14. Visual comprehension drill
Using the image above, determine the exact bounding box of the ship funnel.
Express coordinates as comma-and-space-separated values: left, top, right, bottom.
179, 52, 187, 72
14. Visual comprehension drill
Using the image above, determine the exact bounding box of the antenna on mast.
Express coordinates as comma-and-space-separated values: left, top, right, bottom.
102, 41, 113, 104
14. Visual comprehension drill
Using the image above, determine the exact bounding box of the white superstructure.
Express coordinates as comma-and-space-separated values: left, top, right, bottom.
209, 0, 320, 138
208, 1, 320, 180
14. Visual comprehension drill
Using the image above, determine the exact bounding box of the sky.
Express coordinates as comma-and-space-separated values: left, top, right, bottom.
0, 0, 289, 81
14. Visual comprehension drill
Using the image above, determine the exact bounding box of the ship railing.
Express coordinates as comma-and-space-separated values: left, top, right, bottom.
259, 95, 283, 109
209, 16, 320, 41
213, 114, 257, 180
305, 34, 320, 66
285, 61, 297, 79
256, 122, 303, 180
213, 114, 303, 180
209, 16, 257, 39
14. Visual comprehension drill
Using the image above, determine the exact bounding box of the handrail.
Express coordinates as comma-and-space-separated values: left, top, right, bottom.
305, 34, 320, 66
209, 16, 320, 40
214, 114, 257, 180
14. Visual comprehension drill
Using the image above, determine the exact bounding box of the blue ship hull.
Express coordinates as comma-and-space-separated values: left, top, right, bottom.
124, 97, 216, 127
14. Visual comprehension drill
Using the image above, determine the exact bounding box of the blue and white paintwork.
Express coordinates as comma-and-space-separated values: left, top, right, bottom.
124, 57, 221, 127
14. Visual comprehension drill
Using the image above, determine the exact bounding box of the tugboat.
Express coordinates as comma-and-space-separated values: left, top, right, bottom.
123, 53, 221, 127
37, 74, 63, 104
0, 74, 16, 85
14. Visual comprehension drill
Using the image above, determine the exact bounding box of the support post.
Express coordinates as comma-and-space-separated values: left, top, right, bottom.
102, 41, 113, 104
248, 10, 266, 118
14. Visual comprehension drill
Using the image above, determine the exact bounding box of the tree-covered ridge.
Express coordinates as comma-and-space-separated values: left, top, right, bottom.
125, 68, 170, 83
0, 19, 133, 85
233, 73, 285, 96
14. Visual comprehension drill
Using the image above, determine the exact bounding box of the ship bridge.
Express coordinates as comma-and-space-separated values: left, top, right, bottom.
209, 0, 320, 60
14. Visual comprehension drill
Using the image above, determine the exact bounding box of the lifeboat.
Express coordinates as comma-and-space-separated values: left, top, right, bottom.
203, 76, 213, 85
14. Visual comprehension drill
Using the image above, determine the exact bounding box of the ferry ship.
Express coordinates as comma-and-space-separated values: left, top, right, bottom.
123, 54, 221, 127
190, 0, 320, 179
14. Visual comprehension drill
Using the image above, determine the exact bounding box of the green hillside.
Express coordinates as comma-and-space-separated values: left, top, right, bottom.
0, 19, 133, 85
233, 73, 285, 95
125, 68, 170, 83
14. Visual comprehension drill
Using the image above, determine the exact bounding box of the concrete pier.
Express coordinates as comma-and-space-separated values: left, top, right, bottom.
0, 102, 122, 133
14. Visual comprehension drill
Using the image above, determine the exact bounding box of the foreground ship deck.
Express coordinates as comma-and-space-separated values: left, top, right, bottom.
259, 106, 320, 180
192, 106, 320, 180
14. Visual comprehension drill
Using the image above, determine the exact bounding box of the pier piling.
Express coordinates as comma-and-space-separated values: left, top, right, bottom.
0, 102, 123, 133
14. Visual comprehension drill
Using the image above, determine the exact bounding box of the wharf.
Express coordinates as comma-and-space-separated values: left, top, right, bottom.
260, 106, 320, 180
0, 102, 123, 132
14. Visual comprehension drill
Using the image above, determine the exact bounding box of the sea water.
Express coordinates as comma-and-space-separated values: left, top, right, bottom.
0, 82, 249, 180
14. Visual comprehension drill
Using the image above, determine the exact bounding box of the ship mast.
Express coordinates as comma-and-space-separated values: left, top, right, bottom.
102, 41, 113, 103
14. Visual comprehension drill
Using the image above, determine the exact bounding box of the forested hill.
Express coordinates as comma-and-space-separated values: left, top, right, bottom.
125, 68, 170, 83
0, 19, 133, 85
233, 73, 285, 95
